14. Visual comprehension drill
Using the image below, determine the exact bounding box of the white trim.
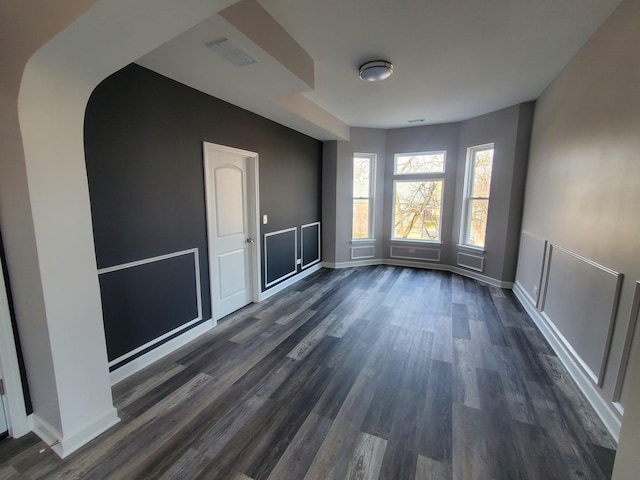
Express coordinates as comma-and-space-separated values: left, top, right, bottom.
33, 407, 119, 459
350, 239, 376, 245
613, 280, 640, 402
108, 317, 204, 369
248, 154, 262, 304
460, 143, 494, 247
258, 263, 322, 301
613, 402, 624, 416
321, 258, 512, 288
457, 244, 486, 254
0, 254, 31, 437
540, 244, 622, 386
110, 319, 214, 385
322, 259, 380, 269
457, 251, 485, 272
100, 249, 203, 368
351, 245, 375, 260
301, 222, 321, 269
352, 153, 376, 240
264, 227, 298, 288
393, 150, 447, 175
513, 281, 621, 442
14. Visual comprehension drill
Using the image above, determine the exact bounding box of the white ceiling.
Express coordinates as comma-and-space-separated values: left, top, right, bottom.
137, 0, 623, 140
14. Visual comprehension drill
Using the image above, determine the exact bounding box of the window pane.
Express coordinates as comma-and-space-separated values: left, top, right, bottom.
352, 199, 370, 238
468, 198, 489, 247
395, 152, 445, 174
393, 180, 442, 241
471, 149, 493, 198
353, 157, 370, 198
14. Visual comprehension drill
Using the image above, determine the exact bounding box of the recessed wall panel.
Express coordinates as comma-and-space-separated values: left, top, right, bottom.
264, 228, 297, 287
515, 231, 547, 306
99, 252, 199, 363
541, 245, 622, 383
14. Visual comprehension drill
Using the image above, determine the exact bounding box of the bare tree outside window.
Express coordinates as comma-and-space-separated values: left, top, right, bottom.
392, 152, 446, 241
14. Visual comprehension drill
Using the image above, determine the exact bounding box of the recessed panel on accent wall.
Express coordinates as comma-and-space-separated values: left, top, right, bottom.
265, 228, 297, 287
301, 223, 320, 268
99, 253, 199, 363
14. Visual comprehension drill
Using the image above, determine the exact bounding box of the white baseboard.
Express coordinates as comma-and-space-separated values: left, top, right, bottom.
321, 259, 380, 269
32, 407, 120, 458
110, 319, 215, 385
322, 258, 512, 288
259, 264, 322, 301
513, 281, 621, 442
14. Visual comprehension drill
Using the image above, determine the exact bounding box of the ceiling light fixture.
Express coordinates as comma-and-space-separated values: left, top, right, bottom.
358, 60, 393, 82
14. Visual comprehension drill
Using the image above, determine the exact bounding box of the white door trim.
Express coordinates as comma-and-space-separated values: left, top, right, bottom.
0, 255, 31, 437
203, 142, 261, 322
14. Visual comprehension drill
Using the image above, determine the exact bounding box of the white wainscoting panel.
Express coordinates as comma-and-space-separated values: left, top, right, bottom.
264, 227, 298, 288
98, 248, 203, 369
301, 222, 321, 269
515, 231, 547, 307
513, 283, 621, 441
612, 280, 640, 405
540, 244, 622, 385
351, 244, 375, 260
390, 245, 440, 262
457, 251, 484, 272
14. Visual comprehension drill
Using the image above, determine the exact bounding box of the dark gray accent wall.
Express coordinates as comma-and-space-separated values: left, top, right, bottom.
84, 63, 321, 366
265, 229, 297, 285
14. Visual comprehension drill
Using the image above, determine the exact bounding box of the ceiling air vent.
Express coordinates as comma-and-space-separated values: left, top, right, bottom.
206, 38, 257, 66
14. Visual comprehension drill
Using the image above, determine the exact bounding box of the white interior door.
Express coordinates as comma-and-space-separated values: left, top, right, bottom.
204, 144, 256, 321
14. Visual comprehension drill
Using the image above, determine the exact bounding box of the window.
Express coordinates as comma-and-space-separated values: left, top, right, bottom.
352, 154, 375, 239
461, 144, 494, 248
392, 151, 446, 241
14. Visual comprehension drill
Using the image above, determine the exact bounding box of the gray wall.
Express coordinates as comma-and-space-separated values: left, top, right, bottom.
513, 0, 640, 462
321, 141, 338, 264
384, 123, 460, 266
322, 105, 533, 285
452, 103, 534, 281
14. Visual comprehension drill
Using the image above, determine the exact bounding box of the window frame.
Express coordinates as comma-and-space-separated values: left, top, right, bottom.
351, 153, 376, 241
391, 151, 447, 243
460, 143, 495, 250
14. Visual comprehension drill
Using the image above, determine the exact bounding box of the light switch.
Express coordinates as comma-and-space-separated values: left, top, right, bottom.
263, 214, 268, 224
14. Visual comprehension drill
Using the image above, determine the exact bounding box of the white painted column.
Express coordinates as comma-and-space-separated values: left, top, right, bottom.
10, 0, 239, 457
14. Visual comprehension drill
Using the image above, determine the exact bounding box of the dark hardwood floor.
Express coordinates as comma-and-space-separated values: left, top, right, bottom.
0, 266, 617, 479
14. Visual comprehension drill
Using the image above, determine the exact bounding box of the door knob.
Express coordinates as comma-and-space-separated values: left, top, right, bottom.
246, 238, 255, 243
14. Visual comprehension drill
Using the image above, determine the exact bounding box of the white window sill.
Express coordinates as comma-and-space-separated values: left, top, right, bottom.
350, 238, 376, 245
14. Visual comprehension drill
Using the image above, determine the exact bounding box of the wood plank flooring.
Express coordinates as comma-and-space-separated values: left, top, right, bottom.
0, 266, 617, 479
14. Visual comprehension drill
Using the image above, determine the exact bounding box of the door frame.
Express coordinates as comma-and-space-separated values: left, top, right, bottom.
0, 253, 30, 437
203, 142, 261, 323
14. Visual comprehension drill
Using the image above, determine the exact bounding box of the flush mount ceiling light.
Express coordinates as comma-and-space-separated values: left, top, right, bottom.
358, 60, 393, 82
